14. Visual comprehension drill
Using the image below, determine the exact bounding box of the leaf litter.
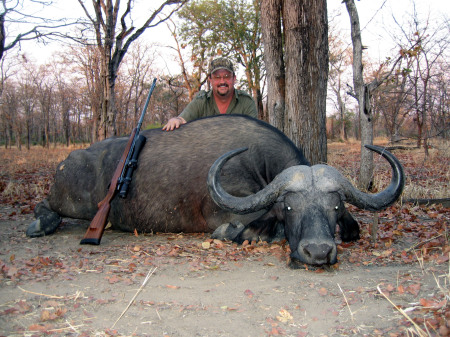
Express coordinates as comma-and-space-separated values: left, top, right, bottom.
0, 144, 448, 336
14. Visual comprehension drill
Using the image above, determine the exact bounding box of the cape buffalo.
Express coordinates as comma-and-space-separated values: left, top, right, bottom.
27, 115, 405, 266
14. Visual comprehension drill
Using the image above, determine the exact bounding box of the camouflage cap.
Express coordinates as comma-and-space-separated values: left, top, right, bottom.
209, 57, 234, 75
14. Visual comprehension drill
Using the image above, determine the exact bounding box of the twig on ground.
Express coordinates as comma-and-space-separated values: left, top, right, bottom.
111, 267, 157, 329
64, 320, 80, 333
18, 286, 64, 299
337, 283, 354, 321
377, 284, 427, 337
406, 234, 443, 252
413, 250, 425, 274
47, 323, 85, 333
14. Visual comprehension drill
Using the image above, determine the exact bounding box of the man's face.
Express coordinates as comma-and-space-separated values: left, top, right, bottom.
210, 69, 236, 97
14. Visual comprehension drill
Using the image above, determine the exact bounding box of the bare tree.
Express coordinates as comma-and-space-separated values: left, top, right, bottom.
165, 18, 206, 102
0, 50, 19, 147
343, 0, 376, 190
343, 0, 406, 190
0, 0, 80, 61
77, 0, 186, 140
115, 41, 157, 134
328, 16, 352, 141
1, 79, 18, 148
32, 65, 55, 148
393, 10, 449, 154
373, 58, 414, 142
17, 61, 39, 150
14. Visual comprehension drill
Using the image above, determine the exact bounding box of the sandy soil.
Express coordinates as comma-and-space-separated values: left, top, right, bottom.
0, 204, 448, 337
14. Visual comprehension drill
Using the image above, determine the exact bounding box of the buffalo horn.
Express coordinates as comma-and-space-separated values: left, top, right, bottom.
337, 145, 405, 211
207, 148, 291, 214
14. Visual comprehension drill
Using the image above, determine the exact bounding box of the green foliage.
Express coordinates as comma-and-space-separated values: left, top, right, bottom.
145, 123, 163, 130
177, 0, 263, 92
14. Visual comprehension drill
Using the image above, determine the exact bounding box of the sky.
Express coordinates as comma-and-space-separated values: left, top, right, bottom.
9, 0, 450, 73
327, 0, 449, 60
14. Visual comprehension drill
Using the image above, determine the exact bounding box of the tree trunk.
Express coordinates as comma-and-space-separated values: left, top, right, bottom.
344, 0, 373, 190
261, 0, 328, 164
337, 79, 346, 140
260, 0, 285, 131
283, 0, 328, 164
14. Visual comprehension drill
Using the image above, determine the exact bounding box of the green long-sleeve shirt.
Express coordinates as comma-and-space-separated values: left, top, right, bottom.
179, 89, 257, 122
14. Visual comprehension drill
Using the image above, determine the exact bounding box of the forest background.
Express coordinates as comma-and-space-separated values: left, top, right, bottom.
0, 0, 448, 160
0, 3, 448, 334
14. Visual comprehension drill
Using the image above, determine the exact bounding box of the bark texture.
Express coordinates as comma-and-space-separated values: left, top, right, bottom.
261, 0, 328, 164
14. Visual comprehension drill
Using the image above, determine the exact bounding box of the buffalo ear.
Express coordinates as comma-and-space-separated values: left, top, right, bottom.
338, 209, 360, 242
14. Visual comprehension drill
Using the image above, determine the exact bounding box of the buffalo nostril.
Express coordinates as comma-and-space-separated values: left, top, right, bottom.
303, 245, 312, 258
303, 243, 332, 261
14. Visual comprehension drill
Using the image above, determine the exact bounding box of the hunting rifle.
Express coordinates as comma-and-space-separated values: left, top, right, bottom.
80, 78, 157, 245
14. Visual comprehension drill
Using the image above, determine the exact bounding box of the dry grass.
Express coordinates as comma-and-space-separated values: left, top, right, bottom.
0, 144, 88, 209
0, 144, 86, 175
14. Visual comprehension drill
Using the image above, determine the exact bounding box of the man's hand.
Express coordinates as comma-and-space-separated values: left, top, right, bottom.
162, 116, 186, 131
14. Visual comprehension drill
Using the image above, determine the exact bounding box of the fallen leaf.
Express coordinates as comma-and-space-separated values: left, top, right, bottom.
40, 310, 51, 321
244, 289, 254, 298
28, 324, 48, 332
276, 309, 293, 323
318, 287, 328, 296
419, 298, 445, 309
385, 284, 395, 292
201, 241, 211, 249
406, 283, 421, 297
213, 239, 224, 248
107, 275, 121, 284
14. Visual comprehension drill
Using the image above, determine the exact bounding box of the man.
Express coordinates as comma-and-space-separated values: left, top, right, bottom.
162, 57, 257, 131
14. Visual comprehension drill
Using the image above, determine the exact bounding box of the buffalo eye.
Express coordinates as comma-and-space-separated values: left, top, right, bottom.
286, 206, 292, 211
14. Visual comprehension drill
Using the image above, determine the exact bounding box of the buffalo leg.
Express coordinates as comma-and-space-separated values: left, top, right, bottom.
211, 221, 245, 241
338, 209, 360, 242
26, 200, 62, 237
233, 213, 285, 244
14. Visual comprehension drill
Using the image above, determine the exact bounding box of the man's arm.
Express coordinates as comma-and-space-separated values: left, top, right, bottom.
162, 91, 206, 131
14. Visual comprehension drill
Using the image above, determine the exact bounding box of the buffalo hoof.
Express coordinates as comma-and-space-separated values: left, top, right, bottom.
211, 221, 244, 241
26, 201, 61, 237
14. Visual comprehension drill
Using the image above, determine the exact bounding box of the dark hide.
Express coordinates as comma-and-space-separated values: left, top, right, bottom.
32, 115, 308, 234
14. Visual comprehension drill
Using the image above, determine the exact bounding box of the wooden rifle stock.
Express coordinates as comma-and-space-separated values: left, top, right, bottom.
80, 129, 137, 245
80, 78, 156, 245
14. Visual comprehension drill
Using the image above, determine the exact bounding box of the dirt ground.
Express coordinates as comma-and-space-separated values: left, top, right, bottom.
0, 203, 448, 337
